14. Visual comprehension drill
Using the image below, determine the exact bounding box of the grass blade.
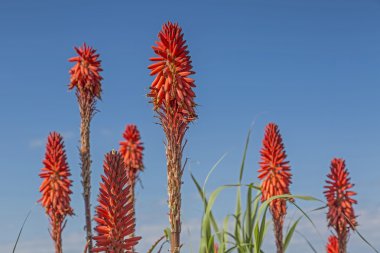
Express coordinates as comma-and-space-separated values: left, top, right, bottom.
13, 206, 35, 253
203, 153, 228, 192
283, 217, 302, 252
295, 231, 318, 253
239, 128, 252, 183
146, 234, 167, 253
353, 227, 379, 253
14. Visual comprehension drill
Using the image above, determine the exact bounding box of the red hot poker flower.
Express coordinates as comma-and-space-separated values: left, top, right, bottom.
258, 123, 292, 253
39, 132, 73, 217
93, 151, 141, 253
148, 22, 197, 253
258, 123, 292, 220
69, 43, 103, 99
326, 235, 339, 253
39, 132, 73, 253
68, 42, 103, 252
119, 124, 144, 181
324, 158, 357, 242
148, 21, 197, 122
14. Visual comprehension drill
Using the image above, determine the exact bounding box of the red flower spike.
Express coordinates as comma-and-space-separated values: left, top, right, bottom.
148, 22, 197, 253
119, 124, 144, 181
214, 243, 219, 253
258, 123, 292, 220
326, 235, 339, 253
258, 123, 292, 253
324, 158, 357, 237
39, 132, 73, 218
39, 132, 73, 253
68, 43, 103, 251
148, 21, 197, 122
69, 43, 103, 99
93, 151, 141, 253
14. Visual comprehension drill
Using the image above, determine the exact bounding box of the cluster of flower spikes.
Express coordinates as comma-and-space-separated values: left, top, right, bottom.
39, 132, 73, 230
326, 235, 339, 253
324, 158, 357, 235
148, 21, 197, 124
68, 43, 103, 99
119, 124, 144, 181
92, 151, 141, 252
258, 123, 292, 221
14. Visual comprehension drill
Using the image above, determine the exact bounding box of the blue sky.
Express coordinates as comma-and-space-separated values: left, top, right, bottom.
0, 0, 379, 252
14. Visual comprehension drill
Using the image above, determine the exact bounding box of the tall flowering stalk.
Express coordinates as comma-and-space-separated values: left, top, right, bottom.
324, 158, 357, 253
119, 124, 144, 252
148, 21, 197, 253
69, 43, 103, 252
119, 124, 144, 197
39, 132, 73, 253
258, 123, 292, 253
93, 151, 141, 252
326, 235, 339, 253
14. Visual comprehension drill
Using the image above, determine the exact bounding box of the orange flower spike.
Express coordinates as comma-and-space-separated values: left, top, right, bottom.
258, 123, 292, 219
93, 151, 141, 252
39, 132, 73, 217
258, 123, 292, 253
326, 236, 339, 253
69, 43, 103, 98
324, 158, 357, 235
68, 43, 103, 252
148, 22, 198, 253
148, 22, 197, 121
39, 132, 73, 253
119, 124, 144, 180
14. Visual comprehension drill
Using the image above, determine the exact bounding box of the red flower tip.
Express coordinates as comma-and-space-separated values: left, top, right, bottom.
214, 243, 219, 253
148, 21, 197, 122
324, 158, 357, 234
326, 235, 339, 253
93, 151, 141, 252
119, 124, 144, 180
68, 43, 103, 98
258, 123, 292, 220
39, 132, 73, 218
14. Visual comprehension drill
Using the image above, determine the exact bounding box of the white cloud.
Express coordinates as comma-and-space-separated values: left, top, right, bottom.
28, 131, 74, 149
100, 128, 113, 136
28, 138, 44, 149
61, 131, 75, 140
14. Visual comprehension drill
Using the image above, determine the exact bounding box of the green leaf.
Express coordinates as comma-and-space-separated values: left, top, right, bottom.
283, 217, 302, 252
191, 173, 222, 251
295, 231, 318, 253
234, 186, 242, 253
13, 205, 35, 253
239, 128, 252, 183
352, 227, 379, 253
164, 227, 171, 240
203, 153, 228, 192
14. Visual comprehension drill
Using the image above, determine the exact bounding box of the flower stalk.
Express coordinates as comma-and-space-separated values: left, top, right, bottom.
93, 151, 141, 253
324, 158, 357, 253
38, 132, 73, 253
120, 124, 144, 252
119, 124, 144, 203
148, 21, 197, 253
258, 123, 292, 253
68, 43, 103, 252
